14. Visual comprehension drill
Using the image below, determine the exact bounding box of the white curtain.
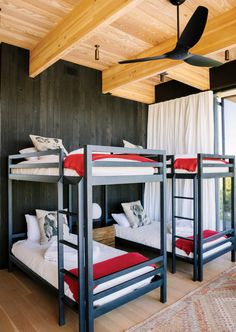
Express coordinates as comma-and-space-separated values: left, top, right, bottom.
144, 90, 216, 230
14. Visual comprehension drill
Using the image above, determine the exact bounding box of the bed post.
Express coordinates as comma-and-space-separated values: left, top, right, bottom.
102, 185, 108, 226
78, 179, 86, 331
160, 152, 167, 303
230, 157, 236, 262
8, 156, 13, 272
197, 154, 203, 282
68, 184, 73, 231
139, 183, 145, 206
57, 180, 65, 326
193, 177, 198, 281
84, 145, 94, 332
171, 171, 176, 274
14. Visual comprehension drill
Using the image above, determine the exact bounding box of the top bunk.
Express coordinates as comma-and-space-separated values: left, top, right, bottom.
9, 145, 167, 186
167, 153, 235, 179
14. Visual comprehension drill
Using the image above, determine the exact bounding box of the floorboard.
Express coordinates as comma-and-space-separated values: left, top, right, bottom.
0, 253, 234, 332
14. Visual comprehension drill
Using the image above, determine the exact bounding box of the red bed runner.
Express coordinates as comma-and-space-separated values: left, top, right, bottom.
64, 154, 155, 176
176, 230, 225, 255
64, 252, 155, 302
174, 158, 227, 172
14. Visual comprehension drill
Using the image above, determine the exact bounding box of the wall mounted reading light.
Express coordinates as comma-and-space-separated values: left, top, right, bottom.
95, 45, 100, 61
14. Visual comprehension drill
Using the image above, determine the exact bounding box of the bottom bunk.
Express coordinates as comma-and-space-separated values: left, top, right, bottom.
114, 222, 234, 277
11, 234, 161, 308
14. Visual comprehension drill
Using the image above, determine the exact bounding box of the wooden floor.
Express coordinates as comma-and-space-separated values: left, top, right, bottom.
0, 253, 234, 332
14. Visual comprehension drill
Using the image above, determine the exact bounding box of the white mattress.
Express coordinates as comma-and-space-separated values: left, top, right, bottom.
12, 234, 155, 307
11, 159, 156, 177
115, 222, 231, 259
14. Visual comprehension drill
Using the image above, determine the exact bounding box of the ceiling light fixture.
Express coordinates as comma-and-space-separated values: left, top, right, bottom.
160, 72, 168, 83
95, 45, 100, 61
225, 50, 230, 61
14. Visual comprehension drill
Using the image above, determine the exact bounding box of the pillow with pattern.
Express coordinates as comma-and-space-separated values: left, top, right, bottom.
36, 209, 70, 245
121, 200, 150, 228
30, 134, 68, 155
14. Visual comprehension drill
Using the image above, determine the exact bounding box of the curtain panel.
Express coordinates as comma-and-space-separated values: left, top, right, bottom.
144, 91, 216, 230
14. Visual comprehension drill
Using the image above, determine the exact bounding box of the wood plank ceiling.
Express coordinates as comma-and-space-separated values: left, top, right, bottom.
1, 0, 236, 104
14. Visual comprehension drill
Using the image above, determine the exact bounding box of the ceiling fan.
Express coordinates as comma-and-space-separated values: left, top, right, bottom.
119, 0, 222, 67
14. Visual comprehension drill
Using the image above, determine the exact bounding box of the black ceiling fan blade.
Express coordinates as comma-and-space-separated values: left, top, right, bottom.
178, 6, 208, 49
184, 54, 223, 67
119, 54, 167, 64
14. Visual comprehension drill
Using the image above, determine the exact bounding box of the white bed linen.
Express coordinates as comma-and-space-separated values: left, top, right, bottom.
11, 159, 156, 177
115, 222, 231, 259
12, 235, 155, 307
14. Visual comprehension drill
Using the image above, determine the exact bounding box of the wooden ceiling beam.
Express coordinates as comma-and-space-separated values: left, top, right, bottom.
111, 81, 155, 104
167, 65, 210, 90
29, 0, 142, 77
103, 7, 236, 93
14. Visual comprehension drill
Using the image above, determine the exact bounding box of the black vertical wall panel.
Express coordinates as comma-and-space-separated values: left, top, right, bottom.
155, 80, 201, 103
0, 44, 148, 268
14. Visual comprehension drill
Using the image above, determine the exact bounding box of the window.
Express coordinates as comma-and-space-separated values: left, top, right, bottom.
214, 91, 236, 230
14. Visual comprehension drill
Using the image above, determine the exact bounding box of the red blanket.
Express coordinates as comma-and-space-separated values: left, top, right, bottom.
64, 154, 155, 176
174, 158, 227, 172
176, 230, 225, 255
64, 252, 155, 302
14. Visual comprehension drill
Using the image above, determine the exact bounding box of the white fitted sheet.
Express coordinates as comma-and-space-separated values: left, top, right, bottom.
115, 222, 231, 259
12, 235, 155, 307
11, 159, 156, 177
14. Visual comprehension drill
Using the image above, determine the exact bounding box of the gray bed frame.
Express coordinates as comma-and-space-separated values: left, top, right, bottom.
8, 145, 167, 332
168, 153, 236, 281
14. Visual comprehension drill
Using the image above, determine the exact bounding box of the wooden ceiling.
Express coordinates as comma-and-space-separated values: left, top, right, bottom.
1, 0, 236, 104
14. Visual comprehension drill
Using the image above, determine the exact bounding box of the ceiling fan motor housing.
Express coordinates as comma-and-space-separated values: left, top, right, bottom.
170, 0, 186, 6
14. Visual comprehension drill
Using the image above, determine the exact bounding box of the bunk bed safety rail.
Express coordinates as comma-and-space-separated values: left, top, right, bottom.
85, 145, 166, 186
8, 149, 65, 182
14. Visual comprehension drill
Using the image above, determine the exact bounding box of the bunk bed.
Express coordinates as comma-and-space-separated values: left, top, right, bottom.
115, 154, 236, 282
169, 153, 235, 282
8, 145, 167, 332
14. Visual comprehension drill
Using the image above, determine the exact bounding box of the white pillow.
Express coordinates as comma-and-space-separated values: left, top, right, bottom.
112, 213, 130, 227
68, 148, 110, 155
123, 140, 143, 149
19, 147, 38, 161
30, 134, 68, 155
25, 214, 40, 241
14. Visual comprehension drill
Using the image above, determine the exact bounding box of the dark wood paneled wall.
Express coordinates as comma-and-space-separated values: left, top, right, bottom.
155, 60, 236, 103
0, 44, 148, 268
210, 60, 236, 92
155, 80, 201, 103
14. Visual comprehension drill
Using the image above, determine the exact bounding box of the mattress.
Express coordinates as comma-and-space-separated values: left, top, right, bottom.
12, 234, 155, 307
115, 222, 232, 259
11, 159, 156, 177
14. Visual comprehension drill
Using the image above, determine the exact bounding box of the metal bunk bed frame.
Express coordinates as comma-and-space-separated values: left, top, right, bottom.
168, 153, 236, 282
8, 145, 167, 332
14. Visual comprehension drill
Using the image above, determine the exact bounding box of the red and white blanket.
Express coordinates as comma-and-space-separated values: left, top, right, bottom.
176, 229, 226, 255
64, 252, 155, 302
64, 154, 155, 176
174, 158, 227, 172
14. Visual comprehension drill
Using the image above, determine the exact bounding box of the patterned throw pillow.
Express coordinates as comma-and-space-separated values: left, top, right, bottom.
30, 135, 68, 155
36, 209, 70, 245
121, 200, 150, 228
